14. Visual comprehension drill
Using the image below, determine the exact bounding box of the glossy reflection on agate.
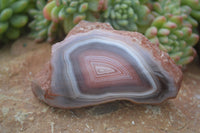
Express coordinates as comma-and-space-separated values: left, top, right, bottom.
31, 21, 183, 108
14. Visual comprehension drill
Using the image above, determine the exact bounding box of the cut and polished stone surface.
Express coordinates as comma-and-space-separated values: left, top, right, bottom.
31, 21, 183, 108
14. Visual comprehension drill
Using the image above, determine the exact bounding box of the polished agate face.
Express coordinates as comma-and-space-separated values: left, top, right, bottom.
32, 21, 182, 108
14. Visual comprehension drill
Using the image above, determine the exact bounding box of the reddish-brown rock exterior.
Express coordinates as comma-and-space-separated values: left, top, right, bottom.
32, 21, 183, 109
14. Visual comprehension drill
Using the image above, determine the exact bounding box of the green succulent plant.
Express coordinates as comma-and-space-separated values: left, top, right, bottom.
152, 0, 198, 28
0, 0, 31, 43
181, 0, 200, 22
29, 0, 63, 43
145, 0, 199, 66
101, 0, 153, 33
43, 0, 102, 34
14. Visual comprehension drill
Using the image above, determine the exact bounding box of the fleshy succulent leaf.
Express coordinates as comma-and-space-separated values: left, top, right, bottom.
0, 8, 13, 22
43, 1, 56, 20
0, 22, 8, 34
10, 15, 28, 28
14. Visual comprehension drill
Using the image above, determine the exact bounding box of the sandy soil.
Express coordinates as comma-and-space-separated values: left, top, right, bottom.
0, 37, 200, 133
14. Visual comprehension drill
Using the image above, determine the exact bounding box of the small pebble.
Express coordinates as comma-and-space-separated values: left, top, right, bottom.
28, 116, 34, 121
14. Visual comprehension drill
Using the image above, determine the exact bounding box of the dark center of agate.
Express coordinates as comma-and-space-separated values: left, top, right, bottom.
70, 43, 152, 95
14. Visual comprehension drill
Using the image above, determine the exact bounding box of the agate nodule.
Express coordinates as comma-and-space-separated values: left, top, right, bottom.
31, 21, 183, 108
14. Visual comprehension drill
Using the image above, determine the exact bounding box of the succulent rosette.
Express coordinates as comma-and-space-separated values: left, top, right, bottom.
43, 0, 102, 34
0, 0, 32, 43
101, 0, 153, 33
29, 0, 63, 43
145, 0, 199, 66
